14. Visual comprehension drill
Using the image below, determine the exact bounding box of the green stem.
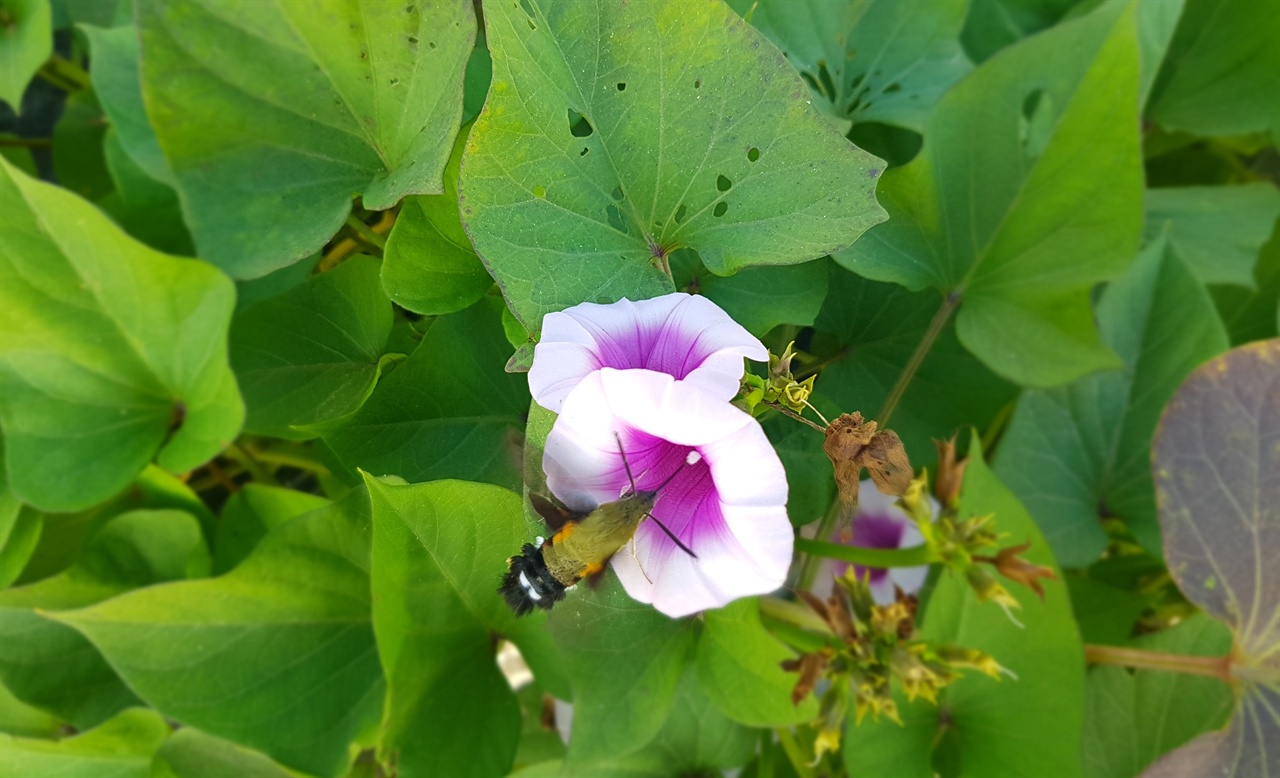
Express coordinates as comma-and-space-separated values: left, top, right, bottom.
0, 137, 51, 148
1084, 645, 1231, 682
40, 53, 91, 91
795, 537, 938, 568
760, 596, 835, 636
877, 290, 960, 427
345, 214, 387, 250
797, 499, 845, 591
225, 443, 280, 487
248, 446, 332, 474
774, 728, 817, 778
763, 401, 826, 433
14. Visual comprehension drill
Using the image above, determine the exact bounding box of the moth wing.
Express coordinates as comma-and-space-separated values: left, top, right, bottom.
529, 493, 581, 532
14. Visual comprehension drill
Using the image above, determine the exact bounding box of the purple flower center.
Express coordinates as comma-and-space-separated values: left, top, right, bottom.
579, 315, 714, 380
616, 430, 734, 564
834, 513, 907, 586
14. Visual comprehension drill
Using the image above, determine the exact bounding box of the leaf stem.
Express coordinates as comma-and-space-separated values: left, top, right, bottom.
796, 537, 938, 568
763, 401, 826, 433
877, 290, 960, 427
774, 727, 818, 778
247, 447, 332, 475
1084, 644, 1232, 682
345, 214, 387, 250
39, 53, 91, 91
225, 443, 280, 487
797, 499, 845, 591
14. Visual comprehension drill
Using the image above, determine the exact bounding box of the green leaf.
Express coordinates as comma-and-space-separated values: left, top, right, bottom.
51, 88, 113, 201
761, 402, 836, 527
547, 575, 695, 766
381, 126, 493, 316
1213, 225, 1280, 346
813, 263, 1016, 462
835, 0, 1144, 387
96, 130, 194, 256
696, 598, 818, 727
731, 0, 972, 132
460, 0, 886, 334
643, 663, 756, 774
0, 0, 51, 110
212, 484, 330, 574
135, 0, 477, 277
0, 678, 62, 738
847, 433, 1085, 777
1147, 0, 1280, 139
0, 157, 243, 513
1144, 183, 1280, 288
1084, 615, 1234, 778
994, 235, 1229, 566
81, 23, 175, 186
0, 441, 40, 588
1144, 338, 1280, 777
0, 509, 207, 729
1065, 573, 1150, 646
150, 728, 294, 778
229, 256, 399, 439
364, 475, 532, 778
671, 252, 828, 337
319, 297, 529, 492
961, 0, 1080, 61
51, 493, 384, 778
0, 707, 169, 778
16, 465, 214, 587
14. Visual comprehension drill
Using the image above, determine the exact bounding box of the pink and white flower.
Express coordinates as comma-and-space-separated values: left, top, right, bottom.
528, 293, 766, 413
834, 480, 932, 605
544, 368, 792, 618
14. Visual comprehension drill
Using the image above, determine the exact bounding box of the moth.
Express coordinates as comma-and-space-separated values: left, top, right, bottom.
499, 437, 697, 616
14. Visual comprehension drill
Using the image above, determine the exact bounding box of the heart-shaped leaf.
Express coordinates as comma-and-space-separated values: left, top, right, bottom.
460, 0, 886, 333
0, 157, 243, 513
136, 0, 476, 277
835, 0, 1144, 387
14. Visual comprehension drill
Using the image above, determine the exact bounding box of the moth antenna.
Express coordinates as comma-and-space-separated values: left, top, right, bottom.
615, 432, 639, 497
645, 512, 698, 559
629, 538, 653, 584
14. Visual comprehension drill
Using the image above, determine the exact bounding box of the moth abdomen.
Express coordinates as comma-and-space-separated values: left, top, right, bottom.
499, 542, 568, 617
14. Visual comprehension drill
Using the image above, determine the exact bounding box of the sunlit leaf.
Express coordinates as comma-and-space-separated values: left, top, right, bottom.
995, 235, 1228, 566
0, 157, 243, 513
460, 0, 886, 334
0, 707, 169, 778
151, 727, 295, 778
731, 0, 972, 132
52, 493, 384, 778
136, 0, 477, 277
835, 0, 1143, 387
0, 0, 51, 110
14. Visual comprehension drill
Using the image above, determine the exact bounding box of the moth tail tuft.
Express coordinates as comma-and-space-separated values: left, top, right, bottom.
499, 543, 567, 617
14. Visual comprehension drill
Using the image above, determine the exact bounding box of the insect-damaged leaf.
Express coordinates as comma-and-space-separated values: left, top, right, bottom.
460, 0, 886, 335
135, 0, 476, 278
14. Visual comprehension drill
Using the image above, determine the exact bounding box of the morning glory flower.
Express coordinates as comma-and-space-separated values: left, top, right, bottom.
835, 479, 932, 605
528, 293, 766, 413
544, 368, 791, 618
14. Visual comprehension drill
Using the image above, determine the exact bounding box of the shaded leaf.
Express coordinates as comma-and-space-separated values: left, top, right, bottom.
0, 157, 242, 513
51, 493, 384, 778
0, 678, 62, 738
96, 130, 194, 256
960, 0, 1077, 63
1212, 224, 1280, 346
0, 0, 51, 110
211, 484, 329, 574
696, 598, 819, 727
135, 0, 476, 277
381, 126, 492, 316
319, 297, 528, 492
1084, 615, 1234, 778
1147, 0, 1280, 139
0, 509, 207, 729
1144, 183, 1280, 288
835, 0, 1144, 387
671, 251, 828, 337
460, 0, 886, 333
51, 88, 113, 201
230, 256, 399, 439
731, 0, 972, 132
0, 707, 169, 778
151, 727, 294, 778
994, 235, 1228, 566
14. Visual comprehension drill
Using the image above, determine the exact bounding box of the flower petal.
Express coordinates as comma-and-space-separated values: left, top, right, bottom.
528, 293, 765, 413
543, 367, 790, 617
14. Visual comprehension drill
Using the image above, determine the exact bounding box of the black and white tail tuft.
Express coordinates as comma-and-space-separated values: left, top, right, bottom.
499, 543, 567, 617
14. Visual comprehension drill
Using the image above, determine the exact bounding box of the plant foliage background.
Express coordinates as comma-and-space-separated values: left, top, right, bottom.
0, 0, 1277, 777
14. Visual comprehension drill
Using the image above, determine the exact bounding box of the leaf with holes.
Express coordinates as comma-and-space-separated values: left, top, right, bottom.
0, 158, 242, 514
135, 0, 476, 278
1140, 339, 1280, 777
730, 0, 972, 133
460, 0, 886, 334
835, 0, 1144, 387
994, 235, 1229, 567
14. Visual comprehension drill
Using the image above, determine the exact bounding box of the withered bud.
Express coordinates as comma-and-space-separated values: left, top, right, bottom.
933, 435, 969, 506
964, 565, 1021, 613
935, 645, 1006, 681
782, 648, 833, 705
978, 540, 1057, 601
823, 413, 913, 504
